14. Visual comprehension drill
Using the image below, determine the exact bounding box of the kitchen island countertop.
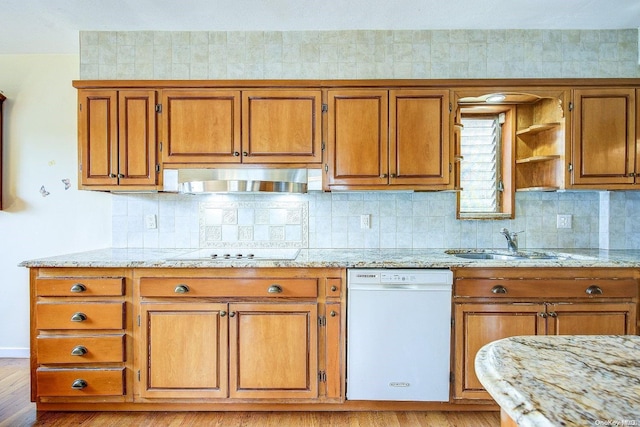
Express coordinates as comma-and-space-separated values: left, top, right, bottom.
18, 247, 640, 268
475, 335, 640, 427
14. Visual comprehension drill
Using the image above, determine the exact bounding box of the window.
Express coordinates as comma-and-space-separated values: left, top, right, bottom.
459, 115, 503, 214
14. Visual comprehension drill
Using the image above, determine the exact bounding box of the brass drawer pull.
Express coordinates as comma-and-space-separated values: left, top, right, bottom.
491, 285, 507, 294
70, 312, 87, 322
70, 283, 86, 293
71, 379, 88, 390
331, 286, 338, 292
267, 285, 283, 294
71, 345, 88, 356
330, 311, 337, 317
174, 284, 190, 294
586, 285, 603, 295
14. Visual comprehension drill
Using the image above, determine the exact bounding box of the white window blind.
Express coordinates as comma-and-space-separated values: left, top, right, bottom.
459, 116, 501, 213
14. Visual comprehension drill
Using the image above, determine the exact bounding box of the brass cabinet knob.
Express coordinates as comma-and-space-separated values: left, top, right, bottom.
268, 285, 283, 294
331, 286, 338, 292
390, 173, 397, 178
71, 345, 88, 356
233, 152, 240, 157
70, 312, 87, 322
70, 283, 86, 293
548, 312, 558, 318
109, 173, 117, 178
71, 379, 88, 390
220, 311, 227, 317
174, 284, 190, 294
229, 312, 236, 317
330, 311, 337, 317
117, 173, 125, 178
586, 285, 603, 295
242, 151, 248, 156
538, 312, 548, 318
380, 174, 388, 178
491, 285, 507, 294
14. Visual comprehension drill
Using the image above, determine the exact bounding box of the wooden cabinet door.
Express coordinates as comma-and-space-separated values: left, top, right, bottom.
117, 90, 158, 186
547, 302, 636, 335
453, 303, 545, 400
228, 302, 318, 399
161, 89, 241, 164
390, 90, 451, 186
139, 303, 228, 399
242, 90, 322, 164
571, 88, 636, 186
78, 89, 118, 187
327, 90, 389, 186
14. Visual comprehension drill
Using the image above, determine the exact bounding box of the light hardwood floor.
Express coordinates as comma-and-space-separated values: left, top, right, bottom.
0, 359, 499, 427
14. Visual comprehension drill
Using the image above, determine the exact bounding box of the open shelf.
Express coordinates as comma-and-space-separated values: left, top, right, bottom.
515, 155, 561, 164
516, 122, 561, 136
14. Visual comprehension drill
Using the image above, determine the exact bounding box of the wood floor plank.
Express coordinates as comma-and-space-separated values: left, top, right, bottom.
0, 359, 499, 426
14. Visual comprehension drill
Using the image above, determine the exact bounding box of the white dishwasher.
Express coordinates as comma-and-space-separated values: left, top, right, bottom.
346, 268, 453, 401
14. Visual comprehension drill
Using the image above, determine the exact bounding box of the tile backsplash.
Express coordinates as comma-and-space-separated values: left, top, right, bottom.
112, 190, 640, 250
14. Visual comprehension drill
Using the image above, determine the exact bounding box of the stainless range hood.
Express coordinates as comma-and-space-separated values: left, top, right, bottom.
163, 168, 321, 194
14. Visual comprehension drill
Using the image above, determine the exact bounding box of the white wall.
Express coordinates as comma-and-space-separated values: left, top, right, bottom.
0, 55, 112, 357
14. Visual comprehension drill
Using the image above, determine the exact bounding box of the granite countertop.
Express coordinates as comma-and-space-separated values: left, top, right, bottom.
475, 335, 640, 427
18, 247, 640, 268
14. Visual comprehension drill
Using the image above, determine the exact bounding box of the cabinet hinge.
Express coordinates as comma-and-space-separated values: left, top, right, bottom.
138, 370, 141, 381
318, 316, 326, 327
155, 164, 160, 173
318, 371, 327, 383
568, 163, 573, 172
155, 104, 162, 113
79, 163, 83, 172
321, 142, 325, 151
450, 372, 454, 383
451, 317, 455, 327
137, 315, 140, 327
159, 142, 163, 152
449, 163, 452, 173
322, 103, 328, 113
568, 102, 574, 111
324, 164, 329, 173
79, 103, 82, 112
449, 102, 452, 113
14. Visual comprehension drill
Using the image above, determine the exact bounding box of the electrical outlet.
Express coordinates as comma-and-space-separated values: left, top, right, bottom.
145, 214, 157, 229
556, 214, 572, 229
360, 214, 371, 229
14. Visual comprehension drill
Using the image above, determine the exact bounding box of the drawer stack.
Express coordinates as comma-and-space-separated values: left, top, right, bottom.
33, 271, 129, 402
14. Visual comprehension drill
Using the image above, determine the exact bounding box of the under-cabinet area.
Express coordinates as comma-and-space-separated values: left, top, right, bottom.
25, 252, 640, 412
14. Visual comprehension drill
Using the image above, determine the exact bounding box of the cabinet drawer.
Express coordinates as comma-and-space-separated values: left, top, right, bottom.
36, 303, 125, 330
140, 278, 318, 298
455, 278, 638, 299
36, 368, 125, 397
36, 277, 124, 296
37, 335, 125, 364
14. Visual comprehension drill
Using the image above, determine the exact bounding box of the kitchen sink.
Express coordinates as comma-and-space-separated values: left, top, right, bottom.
445, 249, 563, 260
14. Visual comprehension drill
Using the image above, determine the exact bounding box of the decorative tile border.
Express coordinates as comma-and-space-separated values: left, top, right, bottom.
199, 200, 308, 248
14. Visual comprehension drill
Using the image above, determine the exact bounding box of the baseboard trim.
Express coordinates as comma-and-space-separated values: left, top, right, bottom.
0, 348, 30, 358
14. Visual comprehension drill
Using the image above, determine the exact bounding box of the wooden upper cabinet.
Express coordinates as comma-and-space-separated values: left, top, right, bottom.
242, 90, 322, 164
390, 90, 450, 186
78, 89, 158, 189
326, 88, 451, 189
571, 88, 637, 187
327, 89, 389, 186
161, 89, 241, 164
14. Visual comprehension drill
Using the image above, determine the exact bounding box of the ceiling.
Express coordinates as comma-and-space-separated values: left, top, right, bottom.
2, 0, 639, 54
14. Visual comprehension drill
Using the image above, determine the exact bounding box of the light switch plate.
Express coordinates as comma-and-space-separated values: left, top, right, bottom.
556, 214, 572, 229
360, 214, 371, 229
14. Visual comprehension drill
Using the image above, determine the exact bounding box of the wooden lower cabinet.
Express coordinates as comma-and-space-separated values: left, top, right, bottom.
135, 268, 342, 404
452, 268, 639, 402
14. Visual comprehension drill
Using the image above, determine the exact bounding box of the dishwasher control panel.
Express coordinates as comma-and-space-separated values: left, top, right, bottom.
348, 269, 453, 286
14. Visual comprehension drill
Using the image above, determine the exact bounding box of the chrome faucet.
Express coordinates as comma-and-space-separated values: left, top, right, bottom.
500, 228, 522, 253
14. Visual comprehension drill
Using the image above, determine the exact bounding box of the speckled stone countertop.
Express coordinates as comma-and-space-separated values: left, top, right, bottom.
18, 247, 640, 268
475, 335, 640, 427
